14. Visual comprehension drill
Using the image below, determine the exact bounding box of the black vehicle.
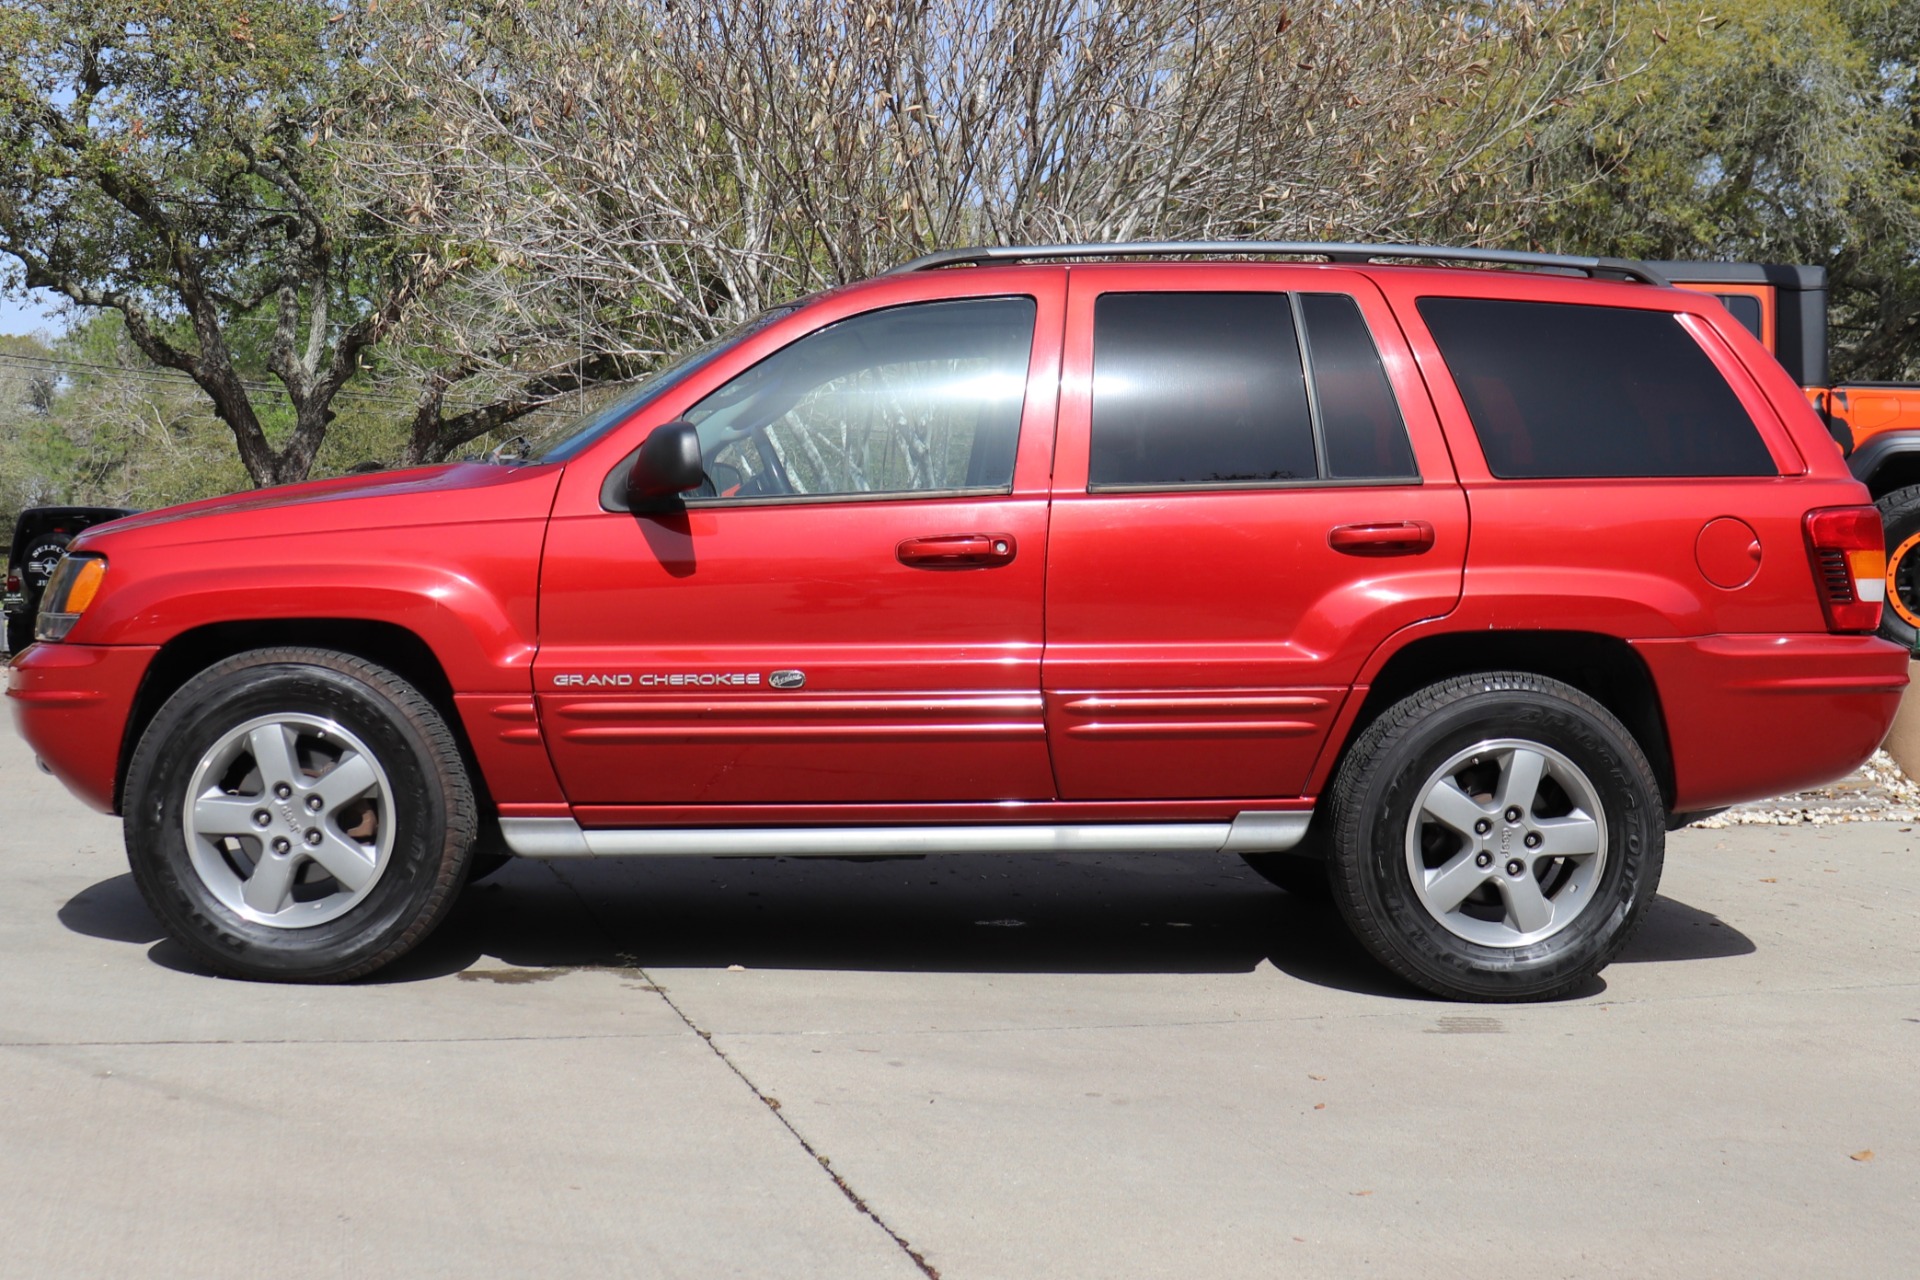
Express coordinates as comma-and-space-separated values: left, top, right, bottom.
5, 506, 138, 655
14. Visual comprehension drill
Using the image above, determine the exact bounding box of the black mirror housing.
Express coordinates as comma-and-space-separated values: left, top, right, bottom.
628, 422, 703, 508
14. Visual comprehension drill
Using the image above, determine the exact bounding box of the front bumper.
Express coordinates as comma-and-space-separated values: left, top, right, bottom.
7, 642, 159, 813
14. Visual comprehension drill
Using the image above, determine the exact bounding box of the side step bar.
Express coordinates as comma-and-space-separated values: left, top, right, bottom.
499, 812, 1310, 859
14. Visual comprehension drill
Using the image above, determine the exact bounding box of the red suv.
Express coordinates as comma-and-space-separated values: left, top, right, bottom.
8, 243, 1906, 1000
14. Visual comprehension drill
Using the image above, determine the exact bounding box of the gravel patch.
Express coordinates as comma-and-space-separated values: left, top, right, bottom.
1694, 750, 1920, 826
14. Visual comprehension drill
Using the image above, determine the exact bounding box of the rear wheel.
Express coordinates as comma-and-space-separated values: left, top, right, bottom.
1325, 672, 1663, 1002
1876, 484, 1920, 653
124, 648, 476, 982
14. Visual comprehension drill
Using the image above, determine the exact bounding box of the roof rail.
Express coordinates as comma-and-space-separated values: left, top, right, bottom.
887, 241, 1669, 287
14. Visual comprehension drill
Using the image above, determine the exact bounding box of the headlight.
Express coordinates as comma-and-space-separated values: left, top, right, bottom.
35, 554, 107, 643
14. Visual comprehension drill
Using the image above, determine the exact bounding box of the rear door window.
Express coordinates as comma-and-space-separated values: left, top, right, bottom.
1091, 293, 1316, 488
1089, 291, 1417, 489
1416, 297, 1775, 479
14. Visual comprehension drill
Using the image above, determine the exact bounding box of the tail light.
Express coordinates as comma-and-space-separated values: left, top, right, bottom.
1804, 506, 1885, 633
4, 569, 18, 593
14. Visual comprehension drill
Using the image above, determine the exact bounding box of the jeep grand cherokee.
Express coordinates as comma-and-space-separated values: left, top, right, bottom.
8, 242, 1905, 1000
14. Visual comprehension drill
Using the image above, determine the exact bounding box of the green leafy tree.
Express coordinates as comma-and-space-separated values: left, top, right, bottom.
0, 314, 253, 514
1521, 0, 1920, 379
0, 0, 454, 487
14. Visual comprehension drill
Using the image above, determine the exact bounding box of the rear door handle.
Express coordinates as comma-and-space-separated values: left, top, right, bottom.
1328, 521, 1435, 556
897, 534, 1017, 568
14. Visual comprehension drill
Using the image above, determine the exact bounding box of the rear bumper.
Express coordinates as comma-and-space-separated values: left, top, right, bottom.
1634, 634, 1909, 812
7, 642, 157, 813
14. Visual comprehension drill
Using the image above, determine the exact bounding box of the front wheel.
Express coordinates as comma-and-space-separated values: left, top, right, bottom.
1325, 673, 1664, 1002
124, 648, 477, 982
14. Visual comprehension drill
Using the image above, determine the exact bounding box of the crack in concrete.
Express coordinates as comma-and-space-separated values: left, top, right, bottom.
541, 863, 939, 1280
638, 968, 941, 1279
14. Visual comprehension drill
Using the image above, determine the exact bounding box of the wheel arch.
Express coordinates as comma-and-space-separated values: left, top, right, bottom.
1848, 432, 1920, 499
116, 619, 476, 815
1328, 630, 1676, 816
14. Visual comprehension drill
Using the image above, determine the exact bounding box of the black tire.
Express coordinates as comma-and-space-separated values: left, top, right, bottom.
1325, 672, 1664, 1002
1876, 484, 1920, 653
124, 647, 477, 982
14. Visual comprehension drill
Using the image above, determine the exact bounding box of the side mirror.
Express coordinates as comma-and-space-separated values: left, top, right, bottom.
627, 422, 703, 508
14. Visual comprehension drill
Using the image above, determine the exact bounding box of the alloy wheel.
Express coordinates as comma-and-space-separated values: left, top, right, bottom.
182, 714, 396, 927
1404, 738, 1607, 948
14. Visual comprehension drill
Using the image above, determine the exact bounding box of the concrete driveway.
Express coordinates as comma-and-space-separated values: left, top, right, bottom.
2, 720, 1915, 1278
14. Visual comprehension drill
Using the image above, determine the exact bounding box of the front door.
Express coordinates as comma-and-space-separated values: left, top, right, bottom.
1042, 265, 1469, 800
536, 280, 1065, 810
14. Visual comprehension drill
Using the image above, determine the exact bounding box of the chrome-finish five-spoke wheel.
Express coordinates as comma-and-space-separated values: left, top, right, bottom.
1406, 739, 1606, 948
184, 714, 396, 926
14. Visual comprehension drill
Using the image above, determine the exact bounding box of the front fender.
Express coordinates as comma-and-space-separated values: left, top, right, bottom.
59, 468, 560, 693
71, 555, 539, 693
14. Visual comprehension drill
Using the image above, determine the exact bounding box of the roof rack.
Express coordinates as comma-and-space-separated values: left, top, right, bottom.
887, 241, 1669, 287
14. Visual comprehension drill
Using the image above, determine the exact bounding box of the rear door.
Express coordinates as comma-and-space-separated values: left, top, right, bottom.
1042, 265, 1468, 800
535, 274, 1066, 809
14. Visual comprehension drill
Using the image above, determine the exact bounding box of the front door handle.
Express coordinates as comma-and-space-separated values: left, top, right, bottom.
1328, 521, 1435, 556
897, 534, 1017, 568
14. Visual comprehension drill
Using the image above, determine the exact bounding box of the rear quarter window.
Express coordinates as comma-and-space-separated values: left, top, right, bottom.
1416, 297, 1776, 479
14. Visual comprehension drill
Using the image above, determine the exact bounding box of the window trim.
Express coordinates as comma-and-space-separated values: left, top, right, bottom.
1088, 475, 1423, 496
1289, 293, 1332, 480
684, 485, 1016, 510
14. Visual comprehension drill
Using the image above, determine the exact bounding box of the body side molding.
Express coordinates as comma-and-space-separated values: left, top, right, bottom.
497, 812, 1310, 858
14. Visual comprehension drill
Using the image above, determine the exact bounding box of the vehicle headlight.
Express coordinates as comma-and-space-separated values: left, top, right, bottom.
35, 554, 107, 643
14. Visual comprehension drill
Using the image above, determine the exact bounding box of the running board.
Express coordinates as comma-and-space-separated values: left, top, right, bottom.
498, 812, 1310, 859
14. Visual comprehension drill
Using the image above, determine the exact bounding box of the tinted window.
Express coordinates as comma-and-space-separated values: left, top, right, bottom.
684, 297, 1034, 499
1417, 298, 1775, 479
1091, 293, 1316, 488
1717, 294, 1765, 341
1299, 293, 1417, 479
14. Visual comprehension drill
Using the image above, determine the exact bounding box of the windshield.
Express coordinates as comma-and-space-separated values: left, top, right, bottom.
532, 307, 799, 463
